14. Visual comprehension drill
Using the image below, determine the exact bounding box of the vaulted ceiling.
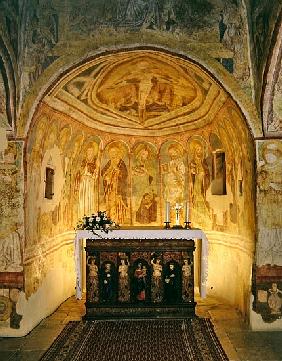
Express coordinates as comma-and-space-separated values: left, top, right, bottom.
0, 0, 282, 138
45, 50, 227, 136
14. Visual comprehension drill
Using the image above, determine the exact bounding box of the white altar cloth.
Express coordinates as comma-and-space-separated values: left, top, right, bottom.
74, 229, 208, 299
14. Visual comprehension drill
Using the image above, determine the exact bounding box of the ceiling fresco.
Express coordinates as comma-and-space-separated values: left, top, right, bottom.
262, 18, 282, 136
46, 50, 227, 136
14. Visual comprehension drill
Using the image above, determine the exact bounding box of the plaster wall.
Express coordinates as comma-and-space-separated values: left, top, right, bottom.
205, 232, 253, 317
2, 236, 75, 336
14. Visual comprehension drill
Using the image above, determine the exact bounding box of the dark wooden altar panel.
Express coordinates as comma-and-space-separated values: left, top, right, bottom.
84, 239, 196, 319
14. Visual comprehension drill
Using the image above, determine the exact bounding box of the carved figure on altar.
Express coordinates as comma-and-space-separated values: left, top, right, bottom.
101, 143, 128, 224
182, 258, 192, 302
151, 256, 163, 303
87, 256, 99, 303
163, 261, 181, 304
100, 262, 116, 303
132, 260, 150, 302
189, 139, 211, 228
76, 142, 99, 220
118, 258, 130, 302
162, 143, 185, 206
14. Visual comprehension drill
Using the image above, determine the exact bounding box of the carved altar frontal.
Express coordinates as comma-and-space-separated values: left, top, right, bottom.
84, 238, 196, 319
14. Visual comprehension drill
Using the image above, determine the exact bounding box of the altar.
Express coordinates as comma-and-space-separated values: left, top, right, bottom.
74, 229, 208, 319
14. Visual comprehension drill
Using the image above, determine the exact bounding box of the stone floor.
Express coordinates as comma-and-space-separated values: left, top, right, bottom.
0, 295, 282, 361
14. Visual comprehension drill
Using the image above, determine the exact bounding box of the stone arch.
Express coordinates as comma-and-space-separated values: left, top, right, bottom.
22, 47, 257, 334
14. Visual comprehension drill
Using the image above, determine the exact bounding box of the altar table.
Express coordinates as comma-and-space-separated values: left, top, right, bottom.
74, 228, 208, 300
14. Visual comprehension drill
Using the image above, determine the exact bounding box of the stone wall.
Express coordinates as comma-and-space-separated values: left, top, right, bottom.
0, 140, 24, 331
251, 139, 282, 329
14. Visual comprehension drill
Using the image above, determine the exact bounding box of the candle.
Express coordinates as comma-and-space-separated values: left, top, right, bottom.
185, 201, 189, 222
165, 201, 170, 222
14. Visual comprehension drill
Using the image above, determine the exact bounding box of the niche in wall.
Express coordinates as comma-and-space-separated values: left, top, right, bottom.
210, 133, 226, 195
211, 151, 227, 195
44, 167, 54, 199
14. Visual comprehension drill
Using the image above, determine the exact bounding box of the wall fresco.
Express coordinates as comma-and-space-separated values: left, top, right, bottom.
251, 0, 281, 79
100, 141, 130, 225
21, 49, 255, 333
253, 140, 282, 323
25, 97, 254, 245
0, 142, 24, 254
0, 288, 22, 329
254, 265, 282, 323
261, 16, 282, 136
75, 139, 100, 221
19, 0, 251, 101
53, 50, 226, 136
256, 140, 282, 267
0, 1, 19, 59
0, 141, 24, 330
132, 142, 158, 225
188, 136, 212, 229
0, 71, 8, 130
20, 0, 59, 97
271, 62, 282, 132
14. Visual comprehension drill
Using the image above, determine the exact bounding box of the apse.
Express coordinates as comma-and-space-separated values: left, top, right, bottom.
24, 49, 255, 330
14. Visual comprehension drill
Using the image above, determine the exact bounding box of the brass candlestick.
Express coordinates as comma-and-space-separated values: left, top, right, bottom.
184, 221, 191, 229
164, 221, 171, 229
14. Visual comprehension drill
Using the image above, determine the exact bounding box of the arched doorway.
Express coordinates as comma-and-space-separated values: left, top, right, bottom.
24, 48, 255, 332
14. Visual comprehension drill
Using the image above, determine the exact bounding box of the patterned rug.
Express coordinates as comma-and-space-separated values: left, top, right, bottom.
40, 318, 229, 361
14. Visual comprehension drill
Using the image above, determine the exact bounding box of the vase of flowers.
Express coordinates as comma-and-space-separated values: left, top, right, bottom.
76, 211, 119, 234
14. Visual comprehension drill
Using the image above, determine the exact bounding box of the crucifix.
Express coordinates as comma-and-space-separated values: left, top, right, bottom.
172, 203, 183, 229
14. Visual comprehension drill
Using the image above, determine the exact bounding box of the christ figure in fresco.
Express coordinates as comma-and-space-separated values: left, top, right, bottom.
101, 143, 128, 224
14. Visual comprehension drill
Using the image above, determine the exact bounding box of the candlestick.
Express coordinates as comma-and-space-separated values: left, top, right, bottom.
185, 201, 189, 223
164, 221, 171, 229
165, 201, 170, 223
184, 221, 191, 229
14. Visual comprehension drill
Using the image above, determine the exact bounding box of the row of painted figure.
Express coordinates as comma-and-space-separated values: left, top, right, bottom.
75, 140, 214, 227
87, 256, 193, 304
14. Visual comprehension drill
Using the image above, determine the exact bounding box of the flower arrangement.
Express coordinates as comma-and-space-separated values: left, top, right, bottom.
76, 211, 119, 234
